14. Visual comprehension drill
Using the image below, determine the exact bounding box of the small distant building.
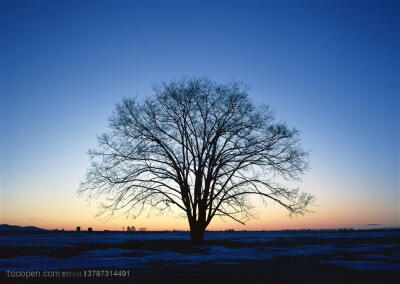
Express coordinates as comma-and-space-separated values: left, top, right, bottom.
126, 226, 136, 232
88, 227, 93, 232
76, 226, 80, 232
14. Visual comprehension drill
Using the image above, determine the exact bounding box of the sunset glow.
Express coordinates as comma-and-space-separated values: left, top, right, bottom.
1, 0, 398, 232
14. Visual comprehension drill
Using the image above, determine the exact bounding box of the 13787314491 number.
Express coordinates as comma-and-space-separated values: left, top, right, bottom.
83, 270, 130, 277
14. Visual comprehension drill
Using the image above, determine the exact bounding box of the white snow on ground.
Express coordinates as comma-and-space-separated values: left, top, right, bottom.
2, 231, 400, 247
0, 247, 277, 270
335, 244, 385, 253
320, 260, 400, 271
0, 247, 253, 270
360, 254, 396, 260
0, 232, 191, 247
0, 231, 399, 271
80, 248, 132, 258
205, 231, 400, 243
0, 244, 396, 271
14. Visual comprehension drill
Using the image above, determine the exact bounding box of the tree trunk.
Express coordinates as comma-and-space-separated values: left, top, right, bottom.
189, 223, 205, 244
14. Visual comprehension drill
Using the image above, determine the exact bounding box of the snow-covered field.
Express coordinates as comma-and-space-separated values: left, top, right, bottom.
1, 230, 399, 273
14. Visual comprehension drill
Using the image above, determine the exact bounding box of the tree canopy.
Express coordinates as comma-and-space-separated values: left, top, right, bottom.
79, 77, 314, 243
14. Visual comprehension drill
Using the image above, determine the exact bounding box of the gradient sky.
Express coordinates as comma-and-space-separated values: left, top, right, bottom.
1, 0, 399, 231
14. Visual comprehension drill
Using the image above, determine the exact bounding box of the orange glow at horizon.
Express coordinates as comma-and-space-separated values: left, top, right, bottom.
2, 193, 398, 232
2, 170, 398, 232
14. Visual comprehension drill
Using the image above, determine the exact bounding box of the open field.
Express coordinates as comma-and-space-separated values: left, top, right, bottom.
1, 230, 399, 283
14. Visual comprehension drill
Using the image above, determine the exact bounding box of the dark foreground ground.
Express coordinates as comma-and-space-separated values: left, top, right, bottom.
0, 230, 399, 283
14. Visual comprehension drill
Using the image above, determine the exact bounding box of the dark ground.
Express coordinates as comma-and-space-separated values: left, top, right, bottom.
0, 230, 399, 283
1, 261, 399, 284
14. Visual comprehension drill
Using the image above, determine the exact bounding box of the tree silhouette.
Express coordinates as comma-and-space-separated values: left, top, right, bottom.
79, 78, 313, 243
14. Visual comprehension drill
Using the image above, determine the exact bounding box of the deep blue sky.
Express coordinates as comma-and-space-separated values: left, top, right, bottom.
1, 0, 398, 229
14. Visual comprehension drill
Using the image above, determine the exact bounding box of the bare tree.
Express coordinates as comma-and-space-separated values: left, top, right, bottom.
79, 78, 314, 243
